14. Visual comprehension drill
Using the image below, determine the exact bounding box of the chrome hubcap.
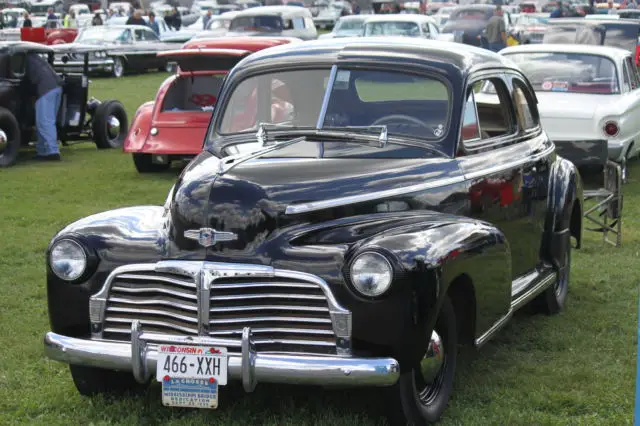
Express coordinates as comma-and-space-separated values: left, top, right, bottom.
0, 129, 8, 155
420, 330, 444, 384
107, 116, 120, 139
114, 59, 122, 76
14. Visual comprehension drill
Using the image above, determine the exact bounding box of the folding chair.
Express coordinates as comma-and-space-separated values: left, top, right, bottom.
554, 139, 622, 247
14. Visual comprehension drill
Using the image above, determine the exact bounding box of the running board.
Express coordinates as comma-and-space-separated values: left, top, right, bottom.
475, 268, 556, 348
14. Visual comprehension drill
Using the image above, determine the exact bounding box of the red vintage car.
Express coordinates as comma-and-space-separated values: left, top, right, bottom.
20, 26, 77, 45
124, 37, 298, 173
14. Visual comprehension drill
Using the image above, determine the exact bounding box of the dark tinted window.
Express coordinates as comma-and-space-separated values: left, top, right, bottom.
449, 8, 491, 20
229, 15, 284, 31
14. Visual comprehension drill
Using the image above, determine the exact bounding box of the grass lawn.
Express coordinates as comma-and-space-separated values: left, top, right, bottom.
0, 72, 637, 425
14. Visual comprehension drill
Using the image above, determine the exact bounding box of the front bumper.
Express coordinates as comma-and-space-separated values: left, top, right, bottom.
53, 59, 114, 74
44, 323, 400, 391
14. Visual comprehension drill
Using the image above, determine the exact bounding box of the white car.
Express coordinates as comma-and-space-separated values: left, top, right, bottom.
318, 14, 369, 39
500, 44, 640, 181
313, 0, 351, 30
362, 14, 441, 39
433, 6, 457, 29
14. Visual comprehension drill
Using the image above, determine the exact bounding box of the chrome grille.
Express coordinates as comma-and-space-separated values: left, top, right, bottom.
97, 262, 346, 355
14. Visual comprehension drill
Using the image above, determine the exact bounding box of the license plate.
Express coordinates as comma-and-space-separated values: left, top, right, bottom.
161, 377, 218, 409
156, 345, 228, 385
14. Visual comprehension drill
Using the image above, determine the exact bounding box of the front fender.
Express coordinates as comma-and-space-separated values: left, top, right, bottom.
47, 206, 169, 336
123, 101, 154, 152
343, 214, 511, 363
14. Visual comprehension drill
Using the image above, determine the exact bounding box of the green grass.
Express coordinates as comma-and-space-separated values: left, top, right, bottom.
0, 72, 638, 425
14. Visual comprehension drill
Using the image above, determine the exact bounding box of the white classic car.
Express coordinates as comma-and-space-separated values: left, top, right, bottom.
500, 44, 640, 181
318, 14, 369, 39
362, 14, 441, 39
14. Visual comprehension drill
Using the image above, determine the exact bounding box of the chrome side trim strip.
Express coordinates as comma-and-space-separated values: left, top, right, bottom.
285, 175, 465, 215
510, 271, 555, 312
464, 143, 555, 180
475, 310, 512, 348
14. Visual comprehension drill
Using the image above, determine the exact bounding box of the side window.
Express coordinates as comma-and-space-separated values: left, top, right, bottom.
512, 79, 538, 131
461, 91, 481, 142
293, 17, 305, 29
625, 57, 639, 89
134, 29, 145, 41
470, 77, 513, 142
304, 17, 315, 30
429, 23, 439, 35
283, 19, 293, 30
422, 23, 430, 37
622, 62, 632, 92
145, 29, 159, 41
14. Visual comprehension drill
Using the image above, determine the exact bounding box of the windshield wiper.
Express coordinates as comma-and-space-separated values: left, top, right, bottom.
256, 122, 388, 148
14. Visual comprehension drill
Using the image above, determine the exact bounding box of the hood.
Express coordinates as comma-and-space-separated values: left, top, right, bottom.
226, 30, 283, 37
168, 145, 460, 261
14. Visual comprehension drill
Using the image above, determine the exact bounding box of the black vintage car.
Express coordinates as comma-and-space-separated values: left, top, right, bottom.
43, 39, 583, 424
0, 42, 128, 167
441, 4, 514, 47
52, 25, 177, 78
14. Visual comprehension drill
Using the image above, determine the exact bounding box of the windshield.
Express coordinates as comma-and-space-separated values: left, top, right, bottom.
31, 4, 52, 14
215, 68, 450, 144
449, 8, 490, 20
206, 17, 230, 30
504, 52, 619, 94
76, 28, 127, 43
334, 18, 364, 32
363, 21, 420, 36
229, 15, 283, 31
518, 15, 548, 25
543, 25, 605, 44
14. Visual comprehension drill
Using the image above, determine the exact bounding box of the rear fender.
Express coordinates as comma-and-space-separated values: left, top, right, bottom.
546, 156, 583, 266
123, 101, 154, 152
346, 216, 511, 359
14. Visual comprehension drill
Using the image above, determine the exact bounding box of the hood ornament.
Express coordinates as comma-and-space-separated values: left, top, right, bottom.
184, 228, 238, 247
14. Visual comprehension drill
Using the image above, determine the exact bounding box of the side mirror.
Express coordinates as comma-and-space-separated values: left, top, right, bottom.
167, 61, 177, 73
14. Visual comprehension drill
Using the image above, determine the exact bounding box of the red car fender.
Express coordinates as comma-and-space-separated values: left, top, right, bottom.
124, 101, 155, 152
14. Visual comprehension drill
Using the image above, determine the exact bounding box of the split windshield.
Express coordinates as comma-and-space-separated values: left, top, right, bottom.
212, 67, 450, 149
504, 52, 619, 94
229, 15, 283, 31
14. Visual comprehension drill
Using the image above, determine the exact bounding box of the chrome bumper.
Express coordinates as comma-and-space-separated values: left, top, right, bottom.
53, 59, 114, 74
44, 323, 400, 391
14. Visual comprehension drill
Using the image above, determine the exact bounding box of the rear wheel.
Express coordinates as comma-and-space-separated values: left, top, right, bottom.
389, 297, 457, 425
93, 100, 128, 149
0, 107, 21, 168
70, 365, 146, 396
535, 237, 571, 314
133, 153, 171, 173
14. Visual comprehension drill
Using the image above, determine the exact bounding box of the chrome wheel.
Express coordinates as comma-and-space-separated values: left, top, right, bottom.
415, 330, 447, 406
0, 129, 7, 156
113, 58, 124, 78
106, 116, 121, 140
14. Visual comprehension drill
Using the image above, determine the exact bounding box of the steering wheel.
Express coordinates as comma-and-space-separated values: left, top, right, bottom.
372, 114, 429, 130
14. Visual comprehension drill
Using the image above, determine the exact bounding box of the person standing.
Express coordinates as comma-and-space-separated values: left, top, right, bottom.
126, 10, 146, 25
484, 5, 506, 52
92, 12, 103, 25
26, 53, 63, 161
46, 8, 58, 28
607, 1, 617, 13
169, 7, 181, 30
550, 1, 564, 17
63, 10, 77, 28
148, 11, 160, 35
22, 12, 32, 27
202, 9, 212, 30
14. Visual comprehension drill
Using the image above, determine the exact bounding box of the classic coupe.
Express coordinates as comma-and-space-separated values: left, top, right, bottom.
124, 36, 298, 173
52, 25, 177, 78
44, 38, 583, 424
500, 43, 640, 181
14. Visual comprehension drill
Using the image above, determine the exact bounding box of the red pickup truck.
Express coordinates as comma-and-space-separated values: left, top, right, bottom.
20, 26, 77, 45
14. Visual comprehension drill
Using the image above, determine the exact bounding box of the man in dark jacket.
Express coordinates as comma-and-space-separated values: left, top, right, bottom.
126, 10, 146, 25
26, 54, 63, 161
22, 12, 32, 27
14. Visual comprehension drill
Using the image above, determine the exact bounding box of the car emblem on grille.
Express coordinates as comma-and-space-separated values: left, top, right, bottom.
184, 228, 238, 247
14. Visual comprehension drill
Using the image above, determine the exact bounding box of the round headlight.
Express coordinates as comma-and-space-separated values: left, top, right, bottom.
350, 252, 393, 297
50, 239, 87, 281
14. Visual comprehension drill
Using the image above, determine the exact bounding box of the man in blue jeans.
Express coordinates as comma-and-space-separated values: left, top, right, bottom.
26, 53, 63, 161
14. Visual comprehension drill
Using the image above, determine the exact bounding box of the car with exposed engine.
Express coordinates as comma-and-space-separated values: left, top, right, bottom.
124, 36, 299, 173
51, 25, 178, 77
43, 38, 583, 424
0, 41, 128, 167
499, 43, 640, 182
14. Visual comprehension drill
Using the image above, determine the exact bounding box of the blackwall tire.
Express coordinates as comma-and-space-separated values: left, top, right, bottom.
133, 153, 170, 173
388, 297, 457, 425
535, 239, 571, 315
70, 365, 147, 396
0, 107, 21, 168
92, 100, 128, 149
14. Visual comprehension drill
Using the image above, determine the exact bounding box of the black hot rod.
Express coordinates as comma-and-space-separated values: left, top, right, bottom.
44, 38, 583, 424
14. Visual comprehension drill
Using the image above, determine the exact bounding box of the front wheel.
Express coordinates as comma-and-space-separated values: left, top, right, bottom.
92, 100, 128, 149
0, 107, 21, 168
70, 364, 147, 396
389, 297, 457, 425
535, 236, 571, 314
112, 57, 125, 78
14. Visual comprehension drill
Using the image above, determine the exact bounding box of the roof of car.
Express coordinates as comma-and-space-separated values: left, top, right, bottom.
0, 41, 53, 53
363, 13, 437, 24
234, 37, 518, 76
182, 36, 296, 50
500, 43, 632, 61
547, 17, 640, 27
96, 24, 155, 30
232, 5, 312, 17
335, 14, 370, 22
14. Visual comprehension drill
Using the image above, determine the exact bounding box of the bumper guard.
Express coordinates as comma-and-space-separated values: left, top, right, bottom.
44, 321, 400, 391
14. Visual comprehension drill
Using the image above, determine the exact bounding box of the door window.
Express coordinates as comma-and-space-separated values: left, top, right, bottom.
293, 17, 305, 29
468, 77, 514, 144
624, 57, 639, 89
512, 79, 538, 131
461, 91, 481, 142
622, 61, 632, 92
422, 22, 430, 37
134, 29, 146, 41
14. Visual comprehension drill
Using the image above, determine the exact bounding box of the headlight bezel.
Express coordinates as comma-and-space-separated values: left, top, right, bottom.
347, 250, 395, 299
48, 237, 96, 283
